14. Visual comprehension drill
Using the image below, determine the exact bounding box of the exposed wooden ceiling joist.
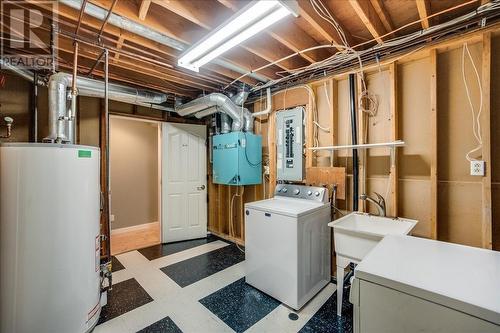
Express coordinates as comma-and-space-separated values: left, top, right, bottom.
26, 0, 260, 86
138, 0, 152, 21
57, 53, 194, 97
348, 0, 388, 43
370, 0, 396, 35
56, 37, 222, 92
113, 34, 125, 62
216, 0, 331, 63
296, 0, 355, 47
416, 0, 431, 29
9, 0, 485, 99
88, 0, 281, 80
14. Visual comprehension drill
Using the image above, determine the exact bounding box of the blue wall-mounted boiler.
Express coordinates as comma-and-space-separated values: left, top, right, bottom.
212, 131, 262, 185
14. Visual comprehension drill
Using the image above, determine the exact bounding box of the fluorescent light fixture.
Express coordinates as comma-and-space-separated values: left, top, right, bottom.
178, 0, 298, 72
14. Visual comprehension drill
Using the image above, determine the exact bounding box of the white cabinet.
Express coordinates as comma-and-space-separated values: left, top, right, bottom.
351, 235, 500, 333
351, 279, 500, 333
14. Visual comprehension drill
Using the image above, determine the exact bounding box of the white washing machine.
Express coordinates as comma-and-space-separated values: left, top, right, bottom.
245, 184, 331, 310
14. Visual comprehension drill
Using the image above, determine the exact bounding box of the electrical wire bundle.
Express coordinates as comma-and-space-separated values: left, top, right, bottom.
235, 0, 499, 96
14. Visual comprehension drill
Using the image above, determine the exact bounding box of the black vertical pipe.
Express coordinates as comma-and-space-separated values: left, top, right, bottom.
349, 74, 359, 211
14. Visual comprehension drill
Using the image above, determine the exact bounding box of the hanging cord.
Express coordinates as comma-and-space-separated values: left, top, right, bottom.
461, 42, 483, 162
229, 186, 245, 253
314, 81, 331, 133
310, 0, 350, 48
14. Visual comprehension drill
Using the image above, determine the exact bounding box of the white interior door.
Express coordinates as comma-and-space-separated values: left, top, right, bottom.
162, 123, 207, 243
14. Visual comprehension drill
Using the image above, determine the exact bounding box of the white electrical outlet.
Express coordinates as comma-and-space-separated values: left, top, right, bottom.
470, 160, 485, 176
110, 214, 115, 222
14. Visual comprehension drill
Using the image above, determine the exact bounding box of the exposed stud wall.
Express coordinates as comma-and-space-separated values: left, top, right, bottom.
491, 35, 500, 251
208, 29, 500, 250
1, 29, 499, 252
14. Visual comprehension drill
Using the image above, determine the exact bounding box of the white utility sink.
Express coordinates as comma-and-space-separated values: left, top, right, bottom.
328, 212, 418, 317
330, 212, 418, 262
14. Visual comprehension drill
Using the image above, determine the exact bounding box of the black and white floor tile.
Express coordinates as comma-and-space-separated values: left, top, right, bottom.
96, 237, 352, 333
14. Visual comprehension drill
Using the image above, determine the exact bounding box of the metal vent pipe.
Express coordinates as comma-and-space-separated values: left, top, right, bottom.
45, 72, 169, 143
175, 93, 253, 132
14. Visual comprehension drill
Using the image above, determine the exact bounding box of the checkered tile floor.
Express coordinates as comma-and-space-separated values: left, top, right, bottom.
95, 236, 353, 333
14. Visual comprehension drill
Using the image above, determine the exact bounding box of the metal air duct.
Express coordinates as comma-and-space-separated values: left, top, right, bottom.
0, 59, 45, 86
175, 93, 253, 132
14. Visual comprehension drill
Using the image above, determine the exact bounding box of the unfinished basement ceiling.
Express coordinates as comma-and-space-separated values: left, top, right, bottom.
2, 0, 485, 98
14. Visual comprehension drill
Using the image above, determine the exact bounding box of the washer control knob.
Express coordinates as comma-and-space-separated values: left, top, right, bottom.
282, 187, 288, 193
294, 189, 300, 195
314, 191, 320, 197
307, 190, 312, 196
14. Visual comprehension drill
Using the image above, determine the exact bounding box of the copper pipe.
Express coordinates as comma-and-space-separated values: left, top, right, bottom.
70, 41, 79, 143
97, 0, 118, 42
72, 42, 79, 94
75, 0, 88, 37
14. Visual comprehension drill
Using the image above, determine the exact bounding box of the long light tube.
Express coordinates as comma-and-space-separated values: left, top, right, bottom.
178, 0, 297, 72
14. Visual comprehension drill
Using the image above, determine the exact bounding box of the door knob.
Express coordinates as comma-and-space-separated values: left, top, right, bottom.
197, 185, 206, 190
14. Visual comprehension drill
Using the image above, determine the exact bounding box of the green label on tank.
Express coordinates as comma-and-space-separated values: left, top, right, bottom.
78, 150, 92, 158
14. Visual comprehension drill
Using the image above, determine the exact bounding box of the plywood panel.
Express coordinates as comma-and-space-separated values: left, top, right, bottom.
365, 70, 392, 157
398, 179, 432, 237
313, 80, 334, 162
336, 78, 352, 157
438, 182, 483, 247
437, 43, 485, 246
306, 167, 346, 199
364, 70, 394, 214
397, 56, 433, 238
437, 43, 483, 182
397, 57, 432, 178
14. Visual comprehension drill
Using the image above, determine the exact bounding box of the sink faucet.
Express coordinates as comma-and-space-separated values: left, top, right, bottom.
360, 192, 386, 217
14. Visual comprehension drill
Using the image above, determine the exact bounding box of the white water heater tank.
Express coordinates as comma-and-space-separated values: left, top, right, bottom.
0, 143, 102, 333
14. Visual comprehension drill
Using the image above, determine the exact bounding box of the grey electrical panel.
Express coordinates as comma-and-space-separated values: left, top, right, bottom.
276, 106, 305, 181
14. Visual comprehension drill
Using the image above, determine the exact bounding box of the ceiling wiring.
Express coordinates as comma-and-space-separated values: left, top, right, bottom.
236, 0, 497, 94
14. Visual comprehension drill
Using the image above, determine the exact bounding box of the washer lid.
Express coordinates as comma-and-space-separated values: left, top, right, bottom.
355, 235, 500, 325
245, 197, 328, 218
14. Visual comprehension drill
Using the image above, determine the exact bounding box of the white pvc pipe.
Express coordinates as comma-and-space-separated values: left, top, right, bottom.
310, 140, 406, 151
251, 88, 272, 117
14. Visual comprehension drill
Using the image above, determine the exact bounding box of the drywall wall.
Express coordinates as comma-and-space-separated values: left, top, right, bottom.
79, 96, 100, 147
110, 116, 159, 230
